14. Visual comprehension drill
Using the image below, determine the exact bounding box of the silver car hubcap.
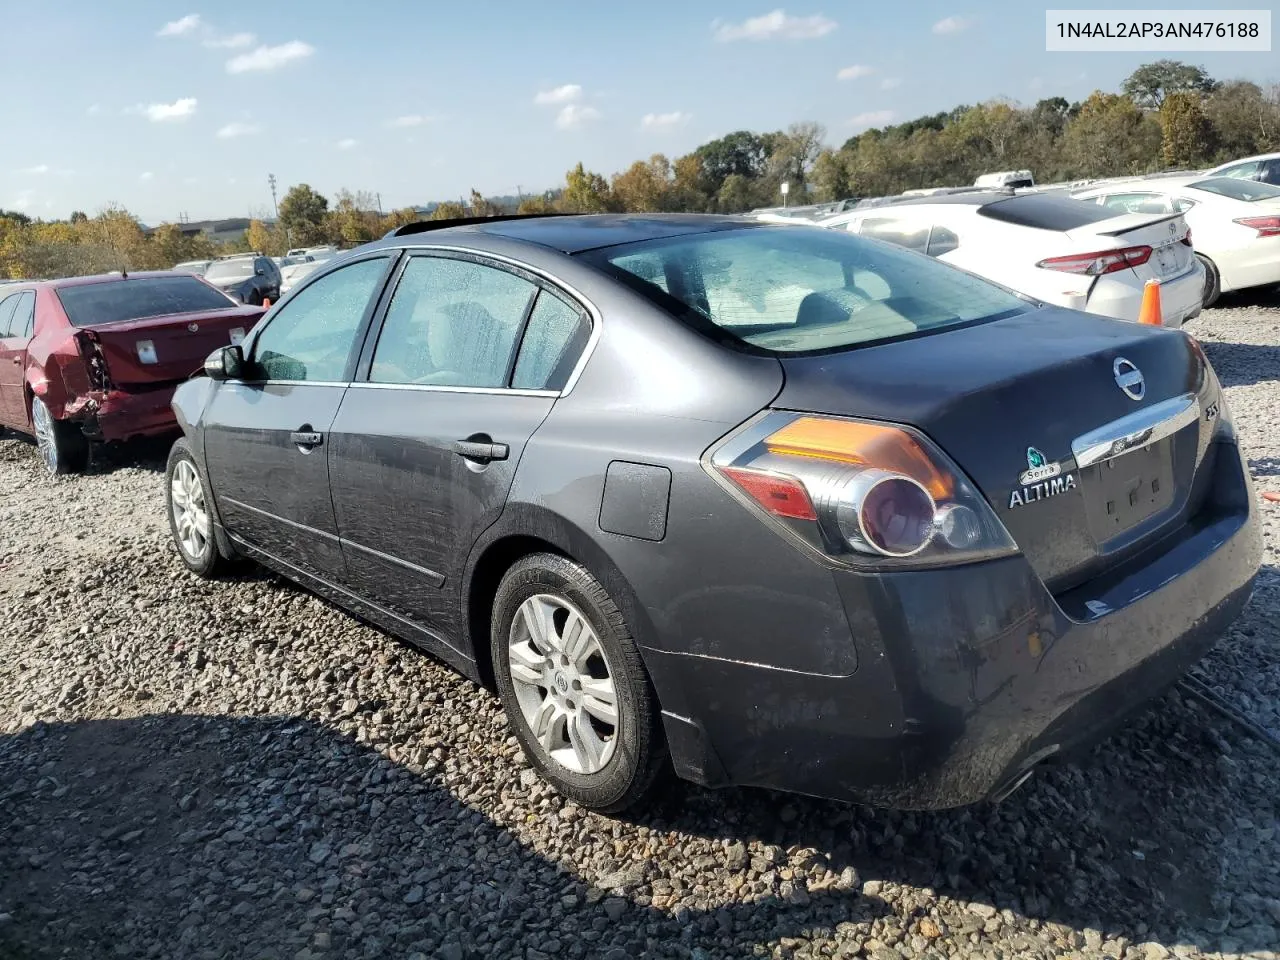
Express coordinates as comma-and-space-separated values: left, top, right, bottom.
170, 460, 211, 561
508, 594, 618, 775
30, 398, 57, 474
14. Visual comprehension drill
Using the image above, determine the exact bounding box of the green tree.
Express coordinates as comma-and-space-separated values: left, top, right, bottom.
1160, 91, 1216, 167
69, 210, 88, 224
1122, 59, 1217, 109
1063, 92, 1162, 177
694, 131, 768, 195
558, 162, 613, 213
277, 184, 330, 246
715, 173, 758, 212
808, 149, 851, 202
1203, 81, 1280, 159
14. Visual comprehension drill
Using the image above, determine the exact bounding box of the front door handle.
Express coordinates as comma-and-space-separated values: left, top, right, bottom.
453, 439, 509, 463
290, 429, 323, 450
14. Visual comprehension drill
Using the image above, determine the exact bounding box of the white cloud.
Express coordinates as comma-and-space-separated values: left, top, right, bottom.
216, 122, 261, 139
139, 171, 154, 182
837, 64, 875, 80
555, 104, 601, 130
8, 190, 34, 210
534, 84, 582, 105
388, 114, 428, 128
337, 138, 359, 149
204, 32, 256, 49
713, 10, 837, 42
641, 111, 691, 130
131, 97, 198, 122
158, 14, 201, 37
850, 109, 894, 128
226, 40, 314, 73
880, 77, 902, 90
17, 164, 49, 175
86, 103, 102, 116
932, 15, 970, 34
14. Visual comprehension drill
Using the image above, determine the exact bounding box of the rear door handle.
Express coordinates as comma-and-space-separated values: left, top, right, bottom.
290, 430, 323, 449
453, 440, 509, 463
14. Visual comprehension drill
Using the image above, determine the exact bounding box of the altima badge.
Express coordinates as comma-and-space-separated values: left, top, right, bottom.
1018, 446, 1062, 486
1011, 447, 1076, 508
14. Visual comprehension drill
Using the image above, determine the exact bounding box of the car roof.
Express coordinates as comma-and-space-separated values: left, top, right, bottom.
379, 213, 756, 254
28, 271, 202, 290
1211, 152, 1280, 167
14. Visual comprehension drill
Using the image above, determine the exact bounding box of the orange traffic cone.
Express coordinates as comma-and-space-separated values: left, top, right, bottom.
1137, 279, 1162, 326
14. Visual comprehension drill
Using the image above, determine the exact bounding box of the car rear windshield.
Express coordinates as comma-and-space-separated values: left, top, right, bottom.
977, 192, 1121, 230
586, 225, 1030, 354
1187, 177, 1280, 202
205, 259, 255, 281
56, 276, 236, 327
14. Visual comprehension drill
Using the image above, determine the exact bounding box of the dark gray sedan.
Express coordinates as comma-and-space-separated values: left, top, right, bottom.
166, 214, 1260, 812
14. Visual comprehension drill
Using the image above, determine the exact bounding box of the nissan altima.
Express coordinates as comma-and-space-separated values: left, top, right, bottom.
165, 214, 1260, 812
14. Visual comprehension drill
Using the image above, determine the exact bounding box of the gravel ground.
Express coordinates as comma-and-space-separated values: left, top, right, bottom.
1, 294, 1279, 960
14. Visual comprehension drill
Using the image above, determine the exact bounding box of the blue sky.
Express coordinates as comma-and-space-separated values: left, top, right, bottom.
1, 1, 1276, 224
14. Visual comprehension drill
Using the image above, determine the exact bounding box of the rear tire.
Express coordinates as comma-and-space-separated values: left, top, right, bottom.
491, 553, 668, 813
1198, 254, 1221, 308
165, 438, 224, 578
30, 396, 89, 476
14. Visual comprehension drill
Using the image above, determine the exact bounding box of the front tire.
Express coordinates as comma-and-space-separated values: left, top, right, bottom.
492, 553, 667, 813
30, 395, 89, 476
1198, 254, 1221, 308
166, 438, 223, 577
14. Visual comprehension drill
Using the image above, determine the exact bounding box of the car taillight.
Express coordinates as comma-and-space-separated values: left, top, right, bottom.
1233, 216, 1280, 238
706, 412, 1017, 568
73, 329, 112, 391
1035, 245, 1153, 275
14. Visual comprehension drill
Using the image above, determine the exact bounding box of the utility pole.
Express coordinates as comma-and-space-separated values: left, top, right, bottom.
267, 173, 279, 219
376, 192, 383, 215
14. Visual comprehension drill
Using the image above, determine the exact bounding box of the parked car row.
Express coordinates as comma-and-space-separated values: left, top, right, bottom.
2, 213, 1261, 817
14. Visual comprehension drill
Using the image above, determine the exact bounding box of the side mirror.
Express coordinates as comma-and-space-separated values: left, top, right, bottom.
204, 344, 245, 381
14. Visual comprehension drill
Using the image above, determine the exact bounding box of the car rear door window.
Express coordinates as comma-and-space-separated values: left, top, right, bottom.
1262, 159, 1280, 184
859, 218, 929, 253
10, 292, 35, 338
369, 256, 536, 388
251, 257, 390, 382
0, 293, 20, 337
511, 290, 591, 391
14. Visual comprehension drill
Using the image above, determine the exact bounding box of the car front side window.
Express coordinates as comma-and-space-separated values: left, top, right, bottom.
368, 255, 536, 388
1218, 161, 1260, 180
250, 257, 389, 382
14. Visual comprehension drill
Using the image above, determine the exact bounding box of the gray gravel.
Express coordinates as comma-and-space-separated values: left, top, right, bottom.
2, 292, 1279, 960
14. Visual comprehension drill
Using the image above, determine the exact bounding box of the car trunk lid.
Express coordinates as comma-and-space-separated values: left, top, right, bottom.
774, 306, 1215, 592
1065, 210, 1194, 281
85, 306, 263, 385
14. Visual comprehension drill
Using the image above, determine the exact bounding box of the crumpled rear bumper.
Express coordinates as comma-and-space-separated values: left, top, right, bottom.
65, 383, 181, 441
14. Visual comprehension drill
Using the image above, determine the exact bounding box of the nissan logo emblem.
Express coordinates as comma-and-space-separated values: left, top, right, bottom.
1113, 357, 1145, 401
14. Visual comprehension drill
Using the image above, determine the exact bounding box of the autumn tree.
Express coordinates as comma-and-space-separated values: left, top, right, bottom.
1160, 92, 1216, 167
467, 189, 501, 217
429, 202, 466, 220
1123, 60, 1217, 109
1203, 81, 1280, 159
278, 184, 329, 246
611, 155, 672, 212
808, 150, 851, 203
1063, 92, 1162, 178
558, 163, 613, 213
516, 195, 557, 214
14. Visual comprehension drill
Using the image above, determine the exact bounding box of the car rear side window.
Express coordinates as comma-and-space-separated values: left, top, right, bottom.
10, 291, 35, 338
252, 257, 389, 382
369, 256, 536, 388
0, 293, 21, 337
590, 225, 1029, 354
977, 193, 1119, 231
859, 219, 929, 253
511, 290, 591, 391
926, 226, 959, 257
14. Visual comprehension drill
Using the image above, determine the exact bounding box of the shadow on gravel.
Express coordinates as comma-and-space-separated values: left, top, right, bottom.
1200, 340, 1280, 388
2, 700, 1266, 959
0, 714, 895, 960
0, 432, 172, 475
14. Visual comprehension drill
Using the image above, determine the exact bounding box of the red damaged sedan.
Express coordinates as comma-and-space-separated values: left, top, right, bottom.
0, 272, 263, 473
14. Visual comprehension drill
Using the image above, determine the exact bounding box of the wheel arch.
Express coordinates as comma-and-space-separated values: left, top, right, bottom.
461, 503, 660, 693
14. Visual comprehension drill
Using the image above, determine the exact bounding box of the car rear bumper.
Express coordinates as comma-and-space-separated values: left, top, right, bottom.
647, 441, 1260, 808
67, 382, 181, 441
1087, 260, 1204, 327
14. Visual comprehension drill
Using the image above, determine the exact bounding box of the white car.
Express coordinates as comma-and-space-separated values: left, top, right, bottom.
278, 255, 324, 294
171, 259, 211, 276
817, 191, 1204, 327
1071, 176, 1280, 306
1207, 153, 1280, 186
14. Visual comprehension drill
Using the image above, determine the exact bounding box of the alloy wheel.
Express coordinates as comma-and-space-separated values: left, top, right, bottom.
170, 459, 211, 562
507, 594, 619, 775
30, 397, 57, 475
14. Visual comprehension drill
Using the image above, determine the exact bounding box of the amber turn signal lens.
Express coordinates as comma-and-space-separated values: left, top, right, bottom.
764, 416, 954, 499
